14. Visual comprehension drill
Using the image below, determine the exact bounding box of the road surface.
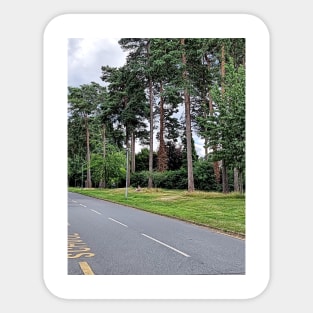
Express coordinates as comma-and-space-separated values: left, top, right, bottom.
68, 192, 245, 275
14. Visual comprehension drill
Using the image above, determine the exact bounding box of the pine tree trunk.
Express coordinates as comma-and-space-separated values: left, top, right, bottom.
210, 98, 220, 184
147, 40, 154, 188
85, 115, 92, 188
126, 136, 131, 188
131, 132, 136, 173
239, 170, 244, 193
214, 161, 220, 184
204, 54, 220, 184
234, 167, 239, 192
185, 93, 195, 192
157, 82, 168, 172
222, 159, 229, 193
99, 124, 106, 188
181, 38, 195, 192
221, 44, 228, 193
221, 44, 225, 94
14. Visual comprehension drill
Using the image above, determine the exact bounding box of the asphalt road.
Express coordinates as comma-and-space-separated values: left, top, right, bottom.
68, 191, 245, 275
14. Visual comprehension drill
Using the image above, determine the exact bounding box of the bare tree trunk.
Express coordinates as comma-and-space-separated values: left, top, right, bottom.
126, 135, 131, 188
234, 167, 239, 192
157, 82, 168, 172
185, 93, 195, 192
102, 124, 106, 159
222, 160, 229, 193
181, 38, 195, 192
99, 124, 106, 188
221, 44, 225, 94
204, 54, 220, 184
239, 170, 244, 193
131, 131, 136, 173
209, 90, 220, 184
221, 44, 229, 193
85, 114, 92, 188
123, 93, 132, 188
147, 40, 154, 188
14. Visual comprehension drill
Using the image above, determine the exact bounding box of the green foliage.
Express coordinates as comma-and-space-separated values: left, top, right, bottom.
153, 169, 188, 190
131, 159, 221, 191
210, 59, 245, 170
130, 171, 150, 188
68, 155, 85, 187
89, 154, 105, 186
181, 132, 198, 167
135, 148, 157, 172
197, 56, 245, 177
90, 145, 126, 188
68, 39, 246, 193
130, 169, 187, 189
166, 141, 183, 170
193, 159, 220, 191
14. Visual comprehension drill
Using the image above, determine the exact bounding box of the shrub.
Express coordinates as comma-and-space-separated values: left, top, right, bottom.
193, 160, 220, 191
130, 160, 220, 191
130, 171, 150, 188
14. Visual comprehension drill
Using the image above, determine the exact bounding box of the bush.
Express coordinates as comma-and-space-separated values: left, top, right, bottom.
130, 163, 246, 192
193, 160, 220, 191
130, 160, 220, 191
161, 169, 188, 189
130, 171, 149, 188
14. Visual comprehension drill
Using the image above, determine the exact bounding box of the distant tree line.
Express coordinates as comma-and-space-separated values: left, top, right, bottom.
68, 38, 245, 193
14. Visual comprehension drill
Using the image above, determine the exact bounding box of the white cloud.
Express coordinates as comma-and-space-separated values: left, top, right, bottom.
68, 38, 127, 87
67, 38, 205, 157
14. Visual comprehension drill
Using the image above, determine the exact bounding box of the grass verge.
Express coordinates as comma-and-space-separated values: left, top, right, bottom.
68, 187, 245, 238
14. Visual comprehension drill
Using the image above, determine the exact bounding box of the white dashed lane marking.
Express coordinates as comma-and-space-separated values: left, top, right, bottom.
141, 233, 190, 258
108, 217, 128, 228
90, 209, 101, 215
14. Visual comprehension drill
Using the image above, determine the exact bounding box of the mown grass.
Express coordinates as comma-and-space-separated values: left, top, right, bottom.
68, 187, 245, 238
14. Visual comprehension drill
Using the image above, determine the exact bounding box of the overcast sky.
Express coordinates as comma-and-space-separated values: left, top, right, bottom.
67, 38, 204, 156
68, 38, 128, 87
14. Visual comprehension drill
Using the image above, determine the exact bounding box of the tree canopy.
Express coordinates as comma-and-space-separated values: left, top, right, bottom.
68, 38, 245, 193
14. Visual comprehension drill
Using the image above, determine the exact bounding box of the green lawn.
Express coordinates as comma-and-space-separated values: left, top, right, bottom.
68, 187, 245, 238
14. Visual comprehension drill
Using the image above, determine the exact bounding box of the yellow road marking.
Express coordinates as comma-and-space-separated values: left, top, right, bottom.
79, 261, 94, 275
68, 233, 95, 259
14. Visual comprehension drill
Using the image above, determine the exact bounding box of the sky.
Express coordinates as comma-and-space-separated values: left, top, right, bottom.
68, 38, 205, 156
68, 38, 128, 87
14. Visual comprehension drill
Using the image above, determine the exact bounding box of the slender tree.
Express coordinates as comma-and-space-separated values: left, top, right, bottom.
147, 40, 154, 187
118, 38, 154, 187
68, 82, 102, 188
210, 57, 245, 193
101, 62, 148, 186
181, 38, 195, 192
148, 39, 182, 172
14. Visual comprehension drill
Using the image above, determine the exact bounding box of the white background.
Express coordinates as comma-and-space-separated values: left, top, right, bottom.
44, 13, 269, 300
1, 0, 313, 311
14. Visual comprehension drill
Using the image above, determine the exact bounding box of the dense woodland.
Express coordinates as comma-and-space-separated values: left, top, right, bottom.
68, 38, 245, 193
